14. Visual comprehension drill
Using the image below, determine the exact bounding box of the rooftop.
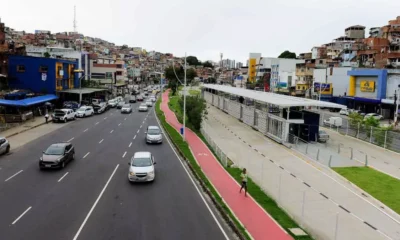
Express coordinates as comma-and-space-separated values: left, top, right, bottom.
202, 84, 346, 109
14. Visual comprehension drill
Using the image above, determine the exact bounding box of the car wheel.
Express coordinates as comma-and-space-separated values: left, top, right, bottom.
5, 145, 10, 153
72, 153, 75, 160
61, 161, 65, 169
64, 118, 67, 123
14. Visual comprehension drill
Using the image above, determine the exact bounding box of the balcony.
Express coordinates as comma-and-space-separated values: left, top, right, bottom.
295, 69, 313, 76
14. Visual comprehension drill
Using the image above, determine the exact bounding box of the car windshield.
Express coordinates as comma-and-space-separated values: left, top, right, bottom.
77, 107, 86, 111
319, 131, 327, 134
131, 157, 152, 167
148, 128, 160, 135
44, 145, 64, 155
140, 104, 147, 107
123, 104, 130, 108
54, 110, 66, 116
109, 100, 116, 103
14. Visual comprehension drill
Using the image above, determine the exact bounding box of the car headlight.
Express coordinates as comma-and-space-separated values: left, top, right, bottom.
129, 172, 135, 176
148, 171, 154, 175
40, 157, 43, 161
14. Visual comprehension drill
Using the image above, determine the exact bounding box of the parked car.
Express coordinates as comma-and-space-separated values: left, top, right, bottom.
317, 130, 329, 143
339, 108, 349, 116
352, 110, 366, 116
145, 126, 163, 144
75, 106, 94, 118
364, 113, 383, 121
52, 109, 76, 123
39, 143, 75, 169
121, 104, 132, 113
108, 99, 118, 108
146, 101, 153, 107
323, 116, 343, 127
93, 102, 107, 114
0, 137, 10, 155
139, 103, 148, 112
128, 151, 156, 182
63, 101, 80, 111
117, 101, 125, 109
129, 96, 137, 103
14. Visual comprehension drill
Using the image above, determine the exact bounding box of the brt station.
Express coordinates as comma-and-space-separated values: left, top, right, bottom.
201, 84, 345, 144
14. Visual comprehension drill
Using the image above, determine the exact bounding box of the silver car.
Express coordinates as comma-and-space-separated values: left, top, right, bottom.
145, 126, 163, 144
0, 137, 10, 155
128, 151, 156, 182
121, 104, 132, 113
146, 101, 153, 107
139, 103, 148, 112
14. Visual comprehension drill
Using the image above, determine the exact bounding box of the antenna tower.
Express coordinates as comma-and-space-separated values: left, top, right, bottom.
73, 6, 77, 32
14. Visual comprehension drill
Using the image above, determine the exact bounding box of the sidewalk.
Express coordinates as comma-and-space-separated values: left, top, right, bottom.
0, 117, 49, 138
203, 105, 400, 240
161, 90, 292, 240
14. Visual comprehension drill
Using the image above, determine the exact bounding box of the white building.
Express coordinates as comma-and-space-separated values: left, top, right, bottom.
313, 67, 353, 97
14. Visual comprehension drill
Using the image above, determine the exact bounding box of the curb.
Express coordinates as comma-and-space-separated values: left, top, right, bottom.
5, 120, 53, 138
156, 102, 248, 240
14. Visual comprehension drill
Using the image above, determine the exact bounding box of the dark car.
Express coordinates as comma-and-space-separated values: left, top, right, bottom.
39, 143, 75, 169
129, 96, 136, 103
117, 101, 125, 109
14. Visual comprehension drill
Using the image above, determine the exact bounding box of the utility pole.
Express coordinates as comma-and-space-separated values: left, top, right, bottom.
395, 89, 399, 124
183, 52, 187, 140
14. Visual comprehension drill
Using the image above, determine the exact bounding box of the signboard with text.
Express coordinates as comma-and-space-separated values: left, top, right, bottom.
360, 81, 375, 92
314, 82, 332, 94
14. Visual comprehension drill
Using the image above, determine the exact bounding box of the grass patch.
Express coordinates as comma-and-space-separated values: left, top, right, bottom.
167, 95, 197, 133
189, 89, 200, 96
155, 98, 250, 240
198, 134, 313, 240
333, 167, 400, 214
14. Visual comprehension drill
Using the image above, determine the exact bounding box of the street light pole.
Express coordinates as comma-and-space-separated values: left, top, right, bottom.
395, 89, 399, 124
183, 52, 187, 140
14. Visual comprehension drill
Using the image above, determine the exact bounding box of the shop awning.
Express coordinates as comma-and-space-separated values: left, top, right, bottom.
0, 94, 58, 107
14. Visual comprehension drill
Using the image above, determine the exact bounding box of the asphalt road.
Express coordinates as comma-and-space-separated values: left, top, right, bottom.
0, 95, 232, 240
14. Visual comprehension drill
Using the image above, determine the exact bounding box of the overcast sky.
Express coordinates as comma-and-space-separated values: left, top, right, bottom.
1, 0, 400, 63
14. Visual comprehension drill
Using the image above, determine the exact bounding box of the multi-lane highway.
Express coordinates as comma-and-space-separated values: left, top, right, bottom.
0, 95, 232, 240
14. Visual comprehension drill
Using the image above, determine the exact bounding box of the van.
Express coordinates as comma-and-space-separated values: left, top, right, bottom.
323, 117, 342, 127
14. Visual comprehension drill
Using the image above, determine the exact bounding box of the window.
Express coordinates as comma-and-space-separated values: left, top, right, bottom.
57, 79, 62, 87
39, 66, 48, 72
17, 65, 26, 72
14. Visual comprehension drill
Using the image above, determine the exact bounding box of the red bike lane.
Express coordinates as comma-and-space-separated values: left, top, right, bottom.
160, 90, 292, 240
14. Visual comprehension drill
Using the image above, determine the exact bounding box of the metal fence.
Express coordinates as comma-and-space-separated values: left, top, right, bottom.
200, 125, 229, 167
318, 111, 400, 153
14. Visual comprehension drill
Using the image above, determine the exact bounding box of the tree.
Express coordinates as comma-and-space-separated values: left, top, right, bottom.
121, 44, 128, 50
179, 95, 207, 131
186, 56, 201, 66
186, 68, 197, 83
43, 52, 50, 58
203, 61, 213, 68
165, 66, 183, 95
278, 50, 296, 59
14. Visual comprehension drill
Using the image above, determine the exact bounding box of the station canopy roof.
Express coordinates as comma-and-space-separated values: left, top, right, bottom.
58, 88, 106, 94
203, 84, 346, 109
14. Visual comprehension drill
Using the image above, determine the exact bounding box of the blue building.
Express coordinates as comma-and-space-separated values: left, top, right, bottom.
8, 55, 80, 95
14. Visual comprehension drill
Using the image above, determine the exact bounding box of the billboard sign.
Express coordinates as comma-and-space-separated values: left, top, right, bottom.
314, 82, 332, 94
360, 80, 375, 92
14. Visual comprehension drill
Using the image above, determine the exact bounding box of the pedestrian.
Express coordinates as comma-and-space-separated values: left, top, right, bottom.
45, 113, 49, 124
239, 168, 248, 197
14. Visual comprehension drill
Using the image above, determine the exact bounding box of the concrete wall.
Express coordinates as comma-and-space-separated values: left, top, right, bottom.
331, 67, 352, 96
386, 73, 400, 98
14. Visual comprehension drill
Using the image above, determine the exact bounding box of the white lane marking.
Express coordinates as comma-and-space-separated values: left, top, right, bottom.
140, 125, 142, 128
110, 113, 113, 116
12, 207, 32, 225
142, 121, 145, 124
133, 135, 136, 140
58, 172, 69, 182
122, 151, 127, 158
110, 130, 114, 133
5, 170, 23, 182
104, 117, 107, 120
72, 164, 119, 240
124, 118, 127, 121
154, 109, 229, 239
129, 113, 131, 116
67, 137, 74, 142
99, 139, 104, 144
83, 128, 88, 132
129, 142, 132, 148
83, 152, 90, 159
118, 123, 121, 126
137, 130, 140, 134
95, 122, 99, 125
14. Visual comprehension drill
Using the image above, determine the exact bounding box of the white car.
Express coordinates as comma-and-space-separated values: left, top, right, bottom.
52, 109, 76, 123
128, 151, 156, 182
75, 106, 94, 118
150, 96, 156, 102
364, 113, 383, 120
146, 101, 153, 107
108, 99, 117, 108
145, 126, 163, 144
339, 108, 349, 116
139, 103, 148, 112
